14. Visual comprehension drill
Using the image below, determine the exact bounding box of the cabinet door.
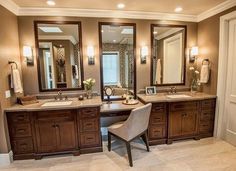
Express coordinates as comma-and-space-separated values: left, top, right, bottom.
182, 112, 198, 136
35, 121, 57, 153
56, 121, 77, 151
169, 112, 182, 137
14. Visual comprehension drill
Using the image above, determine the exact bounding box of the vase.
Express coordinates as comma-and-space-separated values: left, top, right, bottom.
86, 90, 93, 99
191, 79, 198, 93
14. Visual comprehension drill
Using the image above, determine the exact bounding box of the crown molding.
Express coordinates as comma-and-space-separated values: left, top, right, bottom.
17, 8, 197, 22
197, 0, 236, 22
39, 35, 78, 45
1, 0, 235, 23
0, 0, 19, 15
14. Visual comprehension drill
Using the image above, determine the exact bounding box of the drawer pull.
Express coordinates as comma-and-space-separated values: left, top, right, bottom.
86, 137, 94, 140
17, 129, 26, 133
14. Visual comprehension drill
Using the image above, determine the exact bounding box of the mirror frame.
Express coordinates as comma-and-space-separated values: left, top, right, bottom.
98, 22, 137, 100
150, 24, 187, 86
34, 20, 84, 92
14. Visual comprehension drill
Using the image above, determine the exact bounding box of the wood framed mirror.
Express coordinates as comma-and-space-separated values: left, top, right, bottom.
34, 21, 84, 92
151, 24, 187, 86
99, 22, 136, 100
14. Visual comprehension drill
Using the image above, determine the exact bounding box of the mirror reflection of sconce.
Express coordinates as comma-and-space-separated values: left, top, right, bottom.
23, 46, 34, 66
189, 46, 198, 63
140, 46, 148, 64
87, 46, 95, 65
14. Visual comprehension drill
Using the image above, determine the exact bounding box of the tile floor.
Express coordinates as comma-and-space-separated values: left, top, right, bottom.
1, 138, 236, 171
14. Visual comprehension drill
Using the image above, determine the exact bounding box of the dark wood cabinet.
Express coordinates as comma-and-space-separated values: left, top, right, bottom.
6, 107, 101, 160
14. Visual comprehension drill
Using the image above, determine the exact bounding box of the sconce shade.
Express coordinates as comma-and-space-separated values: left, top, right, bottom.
23, 46, 32, 57
87, 46, 95, 57
141, 46, 148, 56
190, 46, 198, 56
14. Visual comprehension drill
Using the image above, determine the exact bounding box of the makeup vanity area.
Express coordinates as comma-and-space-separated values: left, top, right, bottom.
5, 21, 216, 161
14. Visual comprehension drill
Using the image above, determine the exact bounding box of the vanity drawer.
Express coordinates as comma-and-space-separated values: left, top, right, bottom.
200, 121, 214, 133
12, 138, 34, 154
79, 119, 99, 132
201, 99, 216, 110
150, 113, 166, 124
80, 108, 99, 119
10, 124, 32, 138
152, 103, 166, 113
36, 110, 74, 121
149, 125, 166, 139
8, 112, 30, 123
200, 110, 214, 121
170, 101, 198, 112
80, 132, 100, 147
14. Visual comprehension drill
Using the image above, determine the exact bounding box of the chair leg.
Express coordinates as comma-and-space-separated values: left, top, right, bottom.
126, 142, 133, 167
108, 132, 111, 151
141, 131, 150, 152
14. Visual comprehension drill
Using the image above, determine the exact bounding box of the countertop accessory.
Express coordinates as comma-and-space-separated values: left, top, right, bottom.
17, 95, 38, 105
145, 86, 157, 95
78, 95, 84, 101
122, 99, 139, 105
104, 86, 113, 104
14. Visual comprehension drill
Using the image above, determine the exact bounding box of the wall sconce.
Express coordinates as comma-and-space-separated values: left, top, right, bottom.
140, 46, 148, 64
87, 46, 95, 65
189, 46, 198, 63
23, 46, 34, 66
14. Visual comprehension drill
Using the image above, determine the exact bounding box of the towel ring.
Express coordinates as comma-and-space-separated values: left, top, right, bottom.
202, 59, 210, 65
8, 61, 18, 69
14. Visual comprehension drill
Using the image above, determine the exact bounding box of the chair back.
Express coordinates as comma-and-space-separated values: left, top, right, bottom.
123, 103, 152, 140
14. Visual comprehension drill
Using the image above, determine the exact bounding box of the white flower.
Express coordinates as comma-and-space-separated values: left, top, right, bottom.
195, 70, 200, 74
189, 67, 195, 71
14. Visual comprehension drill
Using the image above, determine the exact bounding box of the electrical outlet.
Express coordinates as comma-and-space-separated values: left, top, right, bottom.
5, 90, 11, 98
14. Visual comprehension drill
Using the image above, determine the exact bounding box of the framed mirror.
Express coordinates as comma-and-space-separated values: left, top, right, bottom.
34, 21, 84, 91
151, 24, 187, 86
99, 22, 136, 100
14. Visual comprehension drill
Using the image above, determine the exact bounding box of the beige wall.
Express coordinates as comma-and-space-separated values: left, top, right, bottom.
197, 6, 236, 95
18, 17, 198, 95
0, 5, 21, 153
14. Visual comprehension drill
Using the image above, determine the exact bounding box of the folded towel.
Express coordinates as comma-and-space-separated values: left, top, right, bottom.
11, 69, 23, 93
155, 59, 162, 84
200, 65, 210, 84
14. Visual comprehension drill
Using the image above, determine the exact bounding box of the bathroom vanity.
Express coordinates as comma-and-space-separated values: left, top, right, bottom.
5, 97, 102, 160
138, 92, 216, 145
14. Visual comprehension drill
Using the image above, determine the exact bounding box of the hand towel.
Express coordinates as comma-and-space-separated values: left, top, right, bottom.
200, 65, 210, 84
155, 59, 162, 84
11, 69, 23, 93
74, 65, 79, 79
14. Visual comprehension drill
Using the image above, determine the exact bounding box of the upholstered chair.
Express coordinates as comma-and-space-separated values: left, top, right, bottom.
107, 103, 152, 167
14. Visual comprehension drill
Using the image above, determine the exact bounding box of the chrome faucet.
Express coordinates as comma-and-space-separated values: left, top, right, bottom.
55, 90, 65, 100
169, 87, 177, 94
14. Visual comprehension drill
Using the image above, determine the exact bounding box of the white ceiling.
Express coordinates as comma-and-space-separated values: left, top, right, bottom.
12, 0, 226, 15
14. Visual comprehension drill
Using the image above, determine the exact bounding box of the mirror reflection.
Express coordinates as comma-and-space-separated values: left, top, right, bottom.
100, 23, 136, 100
151, 25, 186, 85
36, 22, 83, 91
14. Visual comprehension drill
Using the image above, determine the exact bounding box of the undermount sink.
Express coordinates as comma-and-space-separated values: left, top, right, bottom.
166, 94, 192, 99
41, 101, 73, 107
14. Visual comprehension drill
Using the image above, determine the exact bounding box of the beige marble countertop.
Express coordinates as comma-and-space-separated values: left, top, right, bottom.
100, 100, 144, 113
5, 96, 103, 112
138, 92, 217, 103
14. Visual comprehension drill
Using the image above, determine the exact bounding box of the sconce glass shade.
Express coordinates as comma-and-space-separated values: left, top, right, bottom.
87, 46, 95, 65
23, 46, 32, 57
23, 46, 34, 65
190, 46, 199, 56
140, 46, 148, 64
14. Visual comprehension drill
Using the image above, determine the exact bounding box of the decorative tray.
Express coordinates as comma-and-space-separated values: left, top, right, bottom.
122, 100, 139, 105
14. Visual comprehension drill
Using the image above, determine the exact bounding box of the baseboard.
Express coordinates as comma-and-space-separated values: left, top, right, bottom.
0, 151, 13, 166
226, 129, 236, 146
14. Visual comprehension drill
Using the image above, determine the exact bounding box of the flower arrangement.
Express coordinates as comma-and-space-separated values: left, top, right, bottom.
189, 67, 200, 92
83, 78, 96, 91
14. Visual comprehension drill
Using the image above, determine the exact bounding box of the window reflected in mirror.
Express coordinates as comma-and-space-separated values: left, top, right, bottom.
99, 23, 136, 100
151, 25, 186, 85
35, 21, 84, 91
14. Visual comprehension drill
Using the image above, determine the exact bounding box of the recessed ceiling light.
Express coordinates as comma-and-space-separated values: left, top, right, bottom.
117, 3, 125, 9
47, 0, 56, 6
39, 27, 62, 33
153, 31, 158, 34
175, 6, 183, 12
